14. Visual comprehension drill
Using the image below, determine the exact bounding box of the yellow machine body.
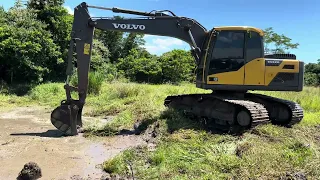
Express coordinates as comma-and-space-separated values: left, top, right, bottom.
196, 26, 304, 92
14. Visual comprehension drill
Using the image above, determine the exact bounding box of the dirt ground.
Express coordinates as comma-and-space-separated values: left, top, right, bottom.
0, 106, 147, 180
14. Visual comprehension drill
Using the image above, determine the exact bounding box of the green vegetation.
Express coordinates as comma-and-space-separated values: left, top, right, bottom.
263, 27, 299, 54
0, 81, 319, 179
304, 59, 320, 86
96, 84, 319, 180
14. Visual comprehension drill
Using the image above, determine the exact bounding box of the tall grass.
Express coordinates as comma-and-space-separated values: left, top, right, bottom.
95, 84, 320, 180
254, 87, 320, 112
70, 70, 107, 95
0, 81, 320, 179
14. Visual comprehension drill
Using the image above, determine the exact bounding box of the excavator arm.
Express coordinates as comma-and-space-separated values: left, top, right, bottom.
51, 2, 208, 135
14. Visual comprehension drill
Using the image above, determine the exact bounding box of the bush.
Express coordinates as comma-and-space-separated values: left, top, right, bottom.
159, 49, 195, 84
304, 72, 319, 86
116, 48, 162, 84
88, 71, 105, 94
70, 70, 105, 95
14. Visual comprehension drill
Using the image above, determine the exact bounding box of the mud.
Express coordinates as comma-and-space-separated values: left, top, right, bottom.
17, 162, 42, 180
0, 107, 147, 179
279, 172, 307, 180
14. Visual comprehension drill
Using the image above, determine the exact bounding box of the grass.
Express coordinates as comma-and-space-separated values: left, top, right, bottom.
0, 81, 320, 179
101, 112, 320, 180
96, 84, 320, 180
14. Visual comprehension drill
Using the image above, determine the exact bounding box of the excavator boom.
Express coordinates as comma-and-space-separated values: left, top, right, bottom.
51, 2, 304, 136
51, 2, 208, 135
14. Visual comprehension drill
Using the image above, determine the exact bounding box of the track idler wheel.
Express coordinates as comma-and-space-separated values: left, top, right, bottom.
50, 100, 82, 136
228, 109, 252, 134
236, 110, 251, 127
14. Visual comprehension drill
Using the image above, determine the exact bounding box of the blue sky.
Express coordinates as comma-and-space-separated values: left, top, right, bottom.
1, 0, 319, 63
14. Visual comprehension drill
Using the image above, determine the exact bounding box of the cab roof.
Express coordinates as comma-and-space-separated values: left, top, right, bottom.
213, 26, 264, 36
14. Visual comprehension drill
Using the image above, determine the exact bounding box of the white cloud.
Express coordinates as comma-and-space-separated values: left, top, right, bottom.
144, 35, 154, 38
153, 38, 184, 46
142, 36, 189, 55
64, 6, 73, 15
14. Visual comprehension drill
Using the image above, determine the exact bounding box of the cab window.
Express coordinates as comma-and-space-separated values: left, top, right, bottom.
246, 31, 263, 62
208, 31, 245, 74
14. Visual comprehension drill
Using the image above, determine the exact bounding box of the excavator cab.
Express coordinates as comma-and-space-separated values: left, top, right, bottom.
196, 27, 303, 92
51, 2, 304, 136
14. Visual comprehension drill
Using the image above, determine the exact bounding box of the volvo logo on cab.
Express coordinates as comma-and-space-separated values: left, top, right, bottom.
265, 59, 282, 66
112, 23, 146, 30
267, 60, 280, 64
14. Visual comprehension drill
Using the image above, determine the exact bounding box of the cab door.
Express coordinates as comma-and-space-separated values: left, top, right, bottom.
244, 31, 265, 85
205, 30, 246, 85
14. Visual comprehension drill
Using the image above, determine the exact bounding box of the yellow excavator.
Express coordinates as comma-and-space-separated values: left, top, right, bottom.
50, 2, 304, 135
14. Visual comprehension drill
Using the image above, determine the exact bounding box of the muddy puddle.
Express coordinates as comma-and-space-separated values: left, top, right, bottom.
0, 107, 146, 179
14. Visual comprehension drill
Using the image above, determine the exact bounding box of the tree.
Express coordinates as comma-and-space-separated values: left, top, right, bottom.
159, 49, 195, 83
305, 63, 320, 74
263, 27, 299, 54
90, 39, 110, 71
27, 0, 73, 80
304, 72, 319, 86
117, 48, 162, 83
95, 29, 124, 63
94, 16, 124, 63
120, 32, 145, 59
304, 59, 320, 86
0, 3, 62, 83
94, 16, 147, 63
27, 0, 64, 10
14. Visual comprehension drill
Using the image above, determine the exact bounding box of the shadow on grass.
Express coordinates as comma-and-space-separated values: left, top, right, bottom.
160, 108, 230, 135
83, 107, 235, 138
10, 129, 65, 138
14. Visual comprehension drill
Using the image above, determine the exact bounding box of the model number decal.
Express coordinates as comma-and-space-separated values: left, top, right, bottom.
265, 59, 282, 66
112, 23, 146, 30
267, 60, 280, 64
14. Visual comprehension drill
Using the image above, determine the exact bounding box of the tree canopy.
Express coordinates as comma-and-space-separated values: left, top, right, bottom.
0, 3, 62, 83
263, 27, 299, 54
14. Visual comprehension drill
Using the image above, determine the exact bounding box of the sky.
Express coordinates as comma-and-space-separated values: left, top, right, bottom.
1, 0, 319, 63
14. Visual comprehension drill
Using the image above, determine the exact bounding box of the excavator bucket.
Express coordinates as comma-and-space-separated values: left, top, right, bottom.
50, 100, 82, 136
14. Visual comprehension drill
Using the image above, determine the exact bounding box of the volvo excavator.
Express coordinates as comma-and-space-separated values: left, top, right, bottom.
50, 2, 304, 135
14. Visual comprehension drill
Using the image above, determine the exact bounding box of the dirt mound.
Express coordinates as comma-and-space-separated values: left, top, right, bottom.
16, 162, 42, 180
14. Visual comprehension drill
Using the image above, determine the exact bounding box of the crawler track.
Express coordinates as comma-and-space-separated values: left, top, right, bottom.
245, 93, 304, 127
164, 92, 304, 134
164, 93, 270, 134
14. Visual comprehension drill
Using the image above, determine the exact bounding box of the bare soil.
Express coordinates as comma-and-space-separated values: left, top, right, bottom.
0, 107, 147, 180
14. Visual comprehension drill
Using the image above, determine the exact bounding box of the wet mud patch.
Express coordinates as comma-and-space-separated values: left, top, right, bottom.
0, 107, 147, 179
